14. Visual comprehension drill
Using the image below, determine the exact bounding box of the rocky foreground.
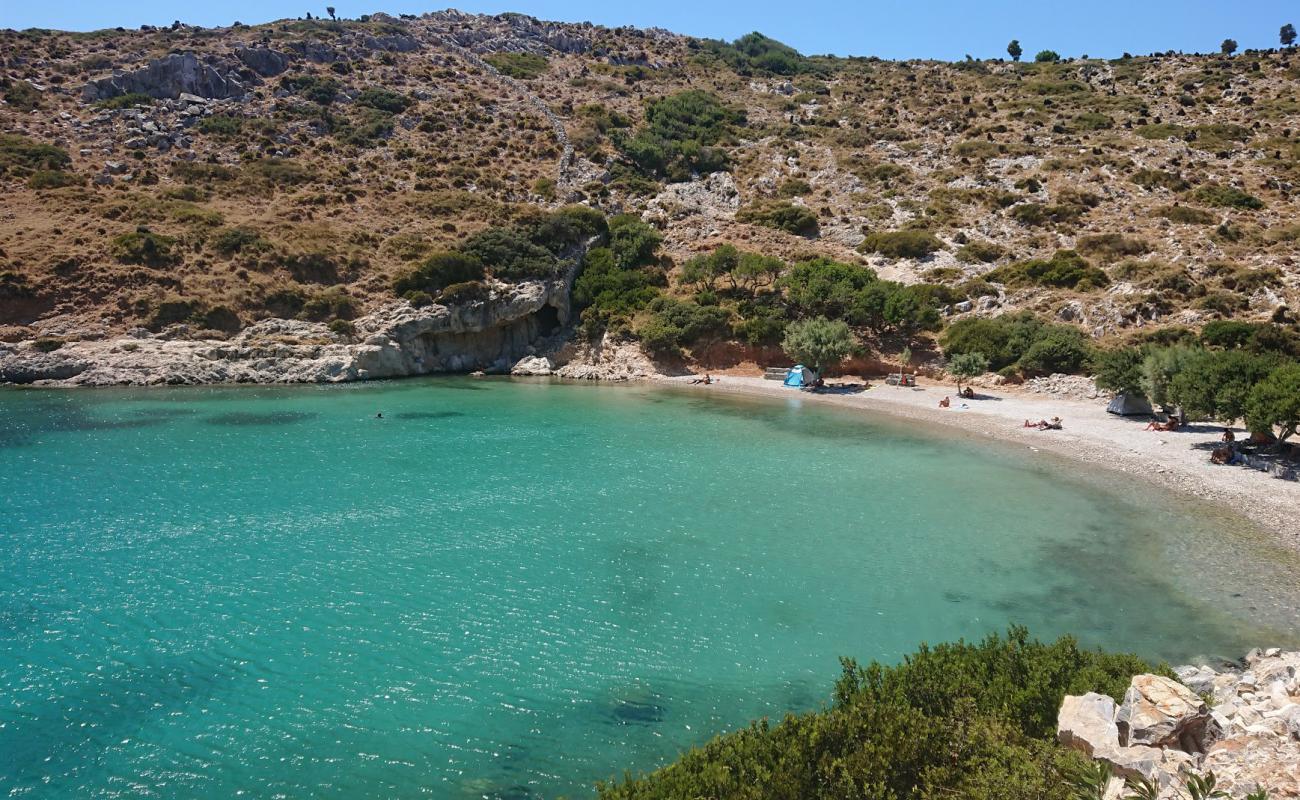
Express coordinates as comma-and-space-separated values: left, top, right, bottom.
1058, 649, 1300, 797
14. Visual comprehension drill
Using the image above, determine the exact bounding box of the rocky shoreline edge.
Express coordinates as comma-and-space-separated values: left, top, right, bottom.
1058, 648, 1300, 798
0, 248, 660, 387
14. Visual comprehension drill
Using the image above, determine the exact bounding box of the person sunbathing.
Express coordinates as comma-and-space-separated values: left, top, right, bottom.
1145, 418, 1179, 432
689, 374, 713, 385
939, 396, 951, 408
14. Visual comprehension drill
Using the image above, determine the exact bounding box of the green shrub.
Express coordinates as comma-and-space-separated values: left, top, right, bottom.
1009, 203, 1084, 227
0, 271, 36, 300
27, 170, 80, 189
699, 32, 807, 76
281, 252, 339, 284
1077, 234, 1150, 261
942, 311, 1093, 374
4, 80, 43, 111
1157, 205, 1215, 225
1246, 364, 1300, 443
986, 250, 1108, 291
0, 134, 71, 177
599, 628, 1155, 800
111, 229, 179, 267
574, 246, 665, 329
779, 257, 877, 319
201, 305, 242, 333
858, 229, 943, 259
1135, 123, 1183, 140
95, 92, 154, 110
243, 158, 315, 187
484, 52, 550, 80
300, 286, 356, 321
463, 227, 560, 280
280, 74, 340, 104
620, 91, 743, 181
148, 296, 201, 330
394, 251, 486, 295
211, 227, 270, 257
956, 240, 1005, 264
636, 296, 731, 354
1192, 183, 1263, 209
328, 318, 356, 337
171, 161, 238, 184
355, 87, 412, 114
196, 115, 244, 137
1190, 123, 1251, 152
781, 316, 856, 372
737, 202, 819, 236
776, 178, 812, 197
1034, 49, 1062, 62
262, 287, 306, 317
1168, 349, 1279, 422
1132, 168, 1189, 192
1072, 111, 1112, 131
439, 281, 489, 305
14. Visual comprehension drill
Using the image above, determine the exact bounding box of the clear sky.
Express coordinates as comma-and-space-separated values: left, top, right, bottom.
3, 1, 1296, 61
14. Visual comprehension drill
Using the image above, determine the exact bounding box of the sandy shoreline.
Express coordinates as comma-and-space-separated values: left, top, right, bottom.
657, 372, 1300, 551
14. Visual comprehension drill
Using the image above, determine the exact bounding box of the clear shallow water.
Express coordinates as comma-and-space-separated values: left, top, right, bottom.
2, 378, 1298, 799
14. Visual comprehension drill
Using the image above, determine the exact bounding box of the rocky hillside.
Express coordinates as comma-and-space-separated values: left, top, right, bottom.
2, 10, 1298, 363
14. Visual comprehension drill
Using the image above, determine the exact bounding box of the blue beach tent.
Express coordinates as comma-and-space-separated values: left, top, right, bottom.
784, 365, 816, 387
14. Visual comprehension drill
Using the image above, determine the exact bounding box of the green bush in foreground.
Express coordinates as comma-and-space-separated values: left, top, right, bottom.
599, 628, 1155, 800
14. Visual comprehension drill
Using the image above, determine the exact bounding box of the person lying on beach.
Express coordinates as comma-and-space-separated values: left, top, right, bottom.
1023, 418, 1062, 430
1144, 418, 1180, 432
1210, 446, 1243, 465
689, 374, 713, 385
939, 396, 951, 408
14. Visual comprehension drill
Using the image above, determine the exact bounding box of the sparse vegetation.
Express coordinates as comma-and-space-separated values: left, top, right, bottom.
484, 52, 550, 80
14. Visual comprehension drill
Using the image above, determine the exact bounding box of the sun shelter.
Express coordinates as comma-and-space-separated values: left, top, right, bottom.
784, 365, 816, 388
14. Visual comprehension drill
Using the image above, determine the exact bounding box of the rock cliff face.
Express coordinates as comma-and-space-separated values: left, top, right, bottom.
0, 268, 577, 386
1057, 649, 1300, 798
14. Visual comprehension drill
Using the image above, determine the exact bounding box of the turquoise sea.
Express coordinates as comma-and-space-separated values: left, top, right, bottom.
2, 378, 1299, 799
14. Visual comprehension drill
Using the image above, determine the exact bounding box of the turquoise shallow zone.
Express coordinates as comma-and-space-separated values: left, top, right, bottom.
3, 378, 1300, 799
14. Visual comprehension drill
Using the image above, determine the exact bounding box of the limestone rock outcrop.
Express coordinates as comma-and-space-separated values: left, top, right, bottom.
1057, 652, 1300, 798
82, 53, 252, 102
1117, 674, 1215, 751
1, 273, 576, 386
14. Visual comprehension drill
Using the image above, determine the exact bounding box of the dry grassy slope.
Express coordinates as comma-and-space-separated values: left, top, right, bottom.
1, 10, 1298, 344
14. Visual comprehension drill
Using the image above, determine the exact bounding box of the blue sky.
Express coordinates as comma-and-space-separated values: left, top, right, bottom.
4, 1, 1296, 61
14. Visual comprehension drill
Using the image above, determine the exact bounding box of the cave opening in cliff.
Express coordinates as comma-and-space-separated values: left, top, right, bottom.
534, 304, 561, 337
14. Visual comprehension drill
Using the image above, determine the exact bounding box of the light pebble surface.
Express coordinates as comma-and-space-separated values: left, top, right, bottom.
662, 374, 1300, 552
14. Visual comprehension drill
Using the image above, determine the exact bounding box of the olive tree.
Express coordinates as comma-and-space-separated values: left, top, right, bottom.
1245, 364, 1300, 443
781, 316, 856, 375
1007, 40, 1022, 61
948, 351, 990, 392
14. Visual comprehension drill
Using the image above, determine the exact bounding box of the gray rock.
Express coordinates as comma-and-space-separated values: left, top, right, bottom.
234, 47, 291, 77
1058, 693, 1120, 756
82, 53, 251, 102
1117, 674, 1214, 752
